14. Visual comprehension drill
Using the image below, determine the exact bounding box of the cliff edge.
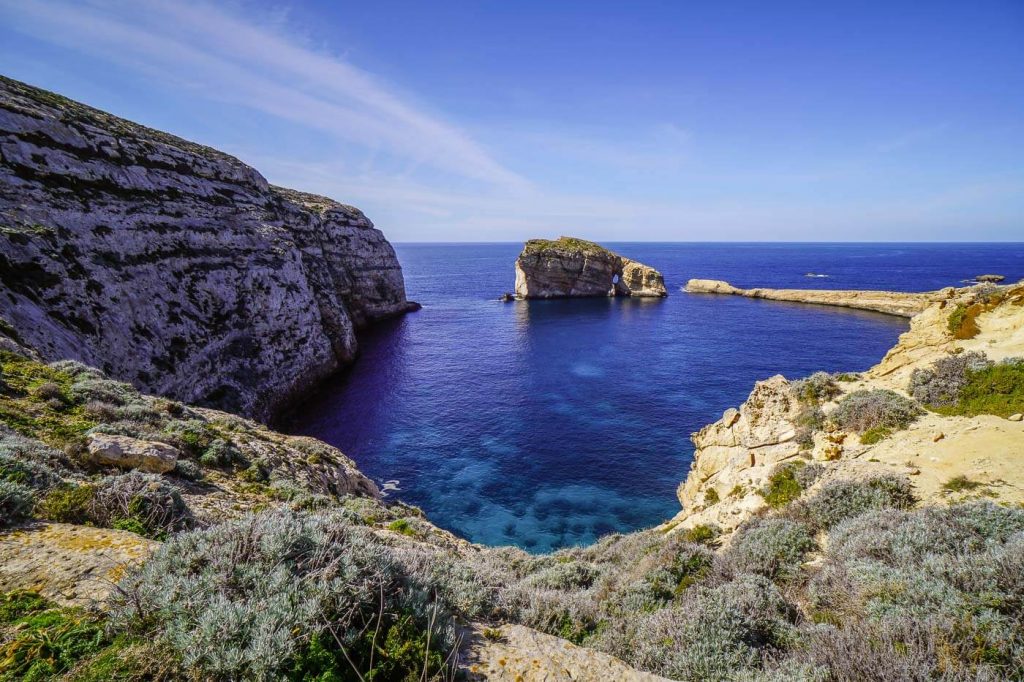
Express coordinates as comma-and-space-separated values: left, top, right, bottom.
515, 237, 667, 299
0, 76, 418, 422
670, 281, 1024, 536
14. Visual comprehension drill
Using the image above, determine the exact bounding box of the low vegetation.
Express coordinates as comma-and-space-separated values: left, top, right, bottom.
911, 352, 1024, 417
830, 388, 922, 434
3, 345, 1023, 680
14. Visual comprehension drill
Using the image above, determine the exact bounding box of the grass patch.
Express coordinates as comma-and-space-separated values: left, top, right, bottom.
762, 464, 805, 509
942, 476, 984, 494
859, 426, 892, 445
0, 351, 96, 447
0, 591, 108, 680
682, 524, 721, 546
387, 518, 417, 537
522, 236, 613, 257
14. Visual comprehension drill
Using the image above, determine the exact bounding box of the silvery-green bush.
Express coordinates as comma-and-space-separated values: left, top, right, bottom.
0, 479, 34, 525
909, 350, 991, 406
606, 574, 797, 679
791, 475, 916, 531
111, 509, 457, 681
830, 389, 922, 433
722, 518, 817, 581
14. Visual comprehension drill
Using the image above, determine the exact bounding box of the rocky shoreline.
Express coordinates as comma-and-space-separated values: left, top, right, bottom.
684, 278, 948, 317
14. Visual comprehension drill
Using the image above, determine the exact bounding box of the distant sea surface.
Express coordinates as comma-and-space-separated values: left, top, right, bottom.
288, 243, 1024, 551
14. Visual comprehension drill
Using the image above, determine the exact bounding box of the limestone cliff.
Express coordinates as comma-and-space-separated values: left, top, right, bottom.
514, 236, 667, 299
669, 282, 1024, 536
684, 278, 948, 317
0, 76, 417, 422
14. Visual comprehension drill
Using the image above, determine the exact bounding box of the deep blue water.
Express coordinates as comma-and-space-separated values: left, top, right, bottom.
288, 243, 1024, 551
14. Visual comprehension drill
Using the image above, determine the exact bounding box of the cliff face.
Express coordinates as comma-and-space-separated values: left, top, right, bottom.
0, 76, 417, 422
514, 237, 667, 299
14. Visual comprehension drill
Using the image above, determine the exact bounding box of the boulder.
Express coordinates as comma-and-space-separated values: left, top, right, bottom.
976, 274, 1005, 283
513, 237, 667, 299
87, 433, 179, 473
1010, 413, 1023, 422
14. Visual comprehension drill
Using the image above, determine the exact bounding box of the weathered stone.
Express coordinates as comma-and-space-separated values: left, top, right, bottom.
976, 274, 1005, 283
0, 522, 157, 606
514, 236, 667, 299
460, 622, 669, 681
1010, 413, 1023, 422
0, 76, 417, 422
87, 433, 178, 473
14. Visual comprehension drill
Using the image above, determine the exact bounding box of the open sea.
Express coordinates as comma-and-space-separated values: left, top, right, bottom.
287, 243, 1024, 551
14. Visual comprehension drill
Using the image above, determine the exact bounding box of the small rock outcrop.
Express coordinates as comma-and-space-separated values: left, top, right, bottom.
514, 237, 667, 299
976, 274, 1005, 283
0, 76, 418, 422
87, 433, 179, 473
460, 622, 669, 681
684, 279, 949, 317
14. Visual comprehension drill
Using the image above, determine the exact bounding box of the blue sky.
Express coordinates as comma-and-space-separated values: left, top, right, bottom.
1, 0, 1022, 242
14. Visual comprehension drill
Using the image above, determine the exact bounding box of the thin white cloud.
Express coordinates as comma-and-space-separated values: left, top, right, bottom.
0, 0, 526, 188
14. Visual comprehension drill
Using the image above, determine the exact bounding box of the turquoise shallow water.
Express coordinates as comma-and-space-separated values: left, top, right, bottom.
288, 242, 1024, 551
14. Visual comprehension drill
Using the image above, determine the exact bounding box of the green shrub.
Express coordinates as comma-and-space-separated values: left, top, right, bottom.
0, 479, 34, 525
948, 303, 983, 339
90, 472, 192, 538
36, 483, 96, 524
830, 389, 922, 433
792, 372, 841, 403
196, 436, 242, 467
858, 426, 891, 444
934, 358, 1024, 418
161, 420, 219, 460
704, 487, 720, 505
762, 462, 812, 509
171, 458, 203, 481
0, 452, 60, 490
683, 524, 721, 546
68, 378, 139, 407
611, 575, 797, 680
388, 518, 417, 537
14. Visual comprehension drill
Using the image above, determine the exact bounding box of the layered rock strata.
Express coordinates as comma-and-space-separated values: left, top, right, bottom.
0, 76, 417, 422
684, 278, 946, 317
670, 282, 1024, 535
514, 237, 667, 299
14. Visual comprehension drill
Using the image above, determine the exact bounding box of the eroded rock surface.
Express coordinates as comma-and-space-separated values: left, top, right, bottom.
87, 433, 178, 473
0, 522, 157, 606
514, 237, 667, 299
0, 76, 417, 422
460, 623, 669, 681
